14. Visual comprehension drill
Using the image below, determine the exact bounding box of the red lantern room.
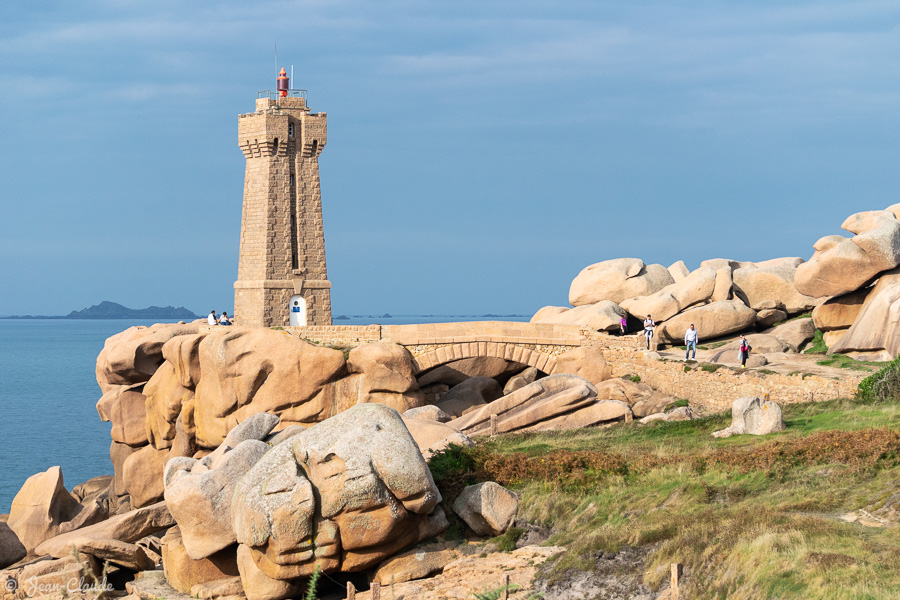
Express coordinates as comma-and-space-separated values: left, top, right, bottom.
276, 68, 289, 97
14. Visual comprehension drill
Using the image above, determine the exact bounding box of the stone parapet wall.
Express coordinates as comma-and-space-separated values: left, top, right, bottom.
288, 324, 382, 345
600, 346, 862, 412
288, 321, 587, 348
381, 321, 584, 346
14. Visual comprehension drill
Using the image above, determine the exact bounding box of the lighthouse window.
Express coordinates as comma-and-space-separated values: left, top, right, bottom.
273, 138, 279, 154
310, 140, 318, 156
288, 123, 294, 138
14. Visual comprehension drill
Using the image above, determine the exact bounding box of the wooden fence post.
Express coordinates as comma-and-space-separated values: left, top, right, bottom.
490, 414, 498, 437
671, 563, 683, 599
346, 581, 356, 600
371, 582, 380, 600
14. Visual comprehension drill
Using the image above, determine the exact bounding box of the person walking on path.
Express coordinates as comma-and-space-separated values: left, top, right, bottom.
208, 310, 218, 326
738, 334, 751, 368
684, 324, 698, 360
619, 315, 628, 336
643, 315, 655, 350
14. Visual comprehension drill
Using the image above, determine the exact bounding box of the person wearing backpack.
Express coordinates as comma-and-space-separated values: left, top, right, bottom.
643, 315, 655, 350
738, 334, 751, 368
619, 315, 628, 336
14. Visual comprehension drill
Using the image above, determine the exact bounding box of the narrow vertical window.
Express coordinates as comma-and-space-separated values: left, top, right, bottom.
288, 123, 294, 138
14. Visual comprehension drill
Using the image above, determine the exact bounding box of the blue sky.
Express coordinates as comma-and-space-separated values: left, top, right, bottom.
1, 1, 899, 317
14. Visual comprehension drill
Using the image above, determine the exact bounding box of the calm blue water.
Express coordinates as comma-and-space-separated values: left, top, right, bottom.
0, 315, 528, 513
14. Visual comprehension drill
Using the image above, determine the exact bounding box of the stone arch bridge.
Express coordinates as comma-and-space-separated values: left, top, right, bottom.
289, 321, 595, 375
286, 320, 862, 412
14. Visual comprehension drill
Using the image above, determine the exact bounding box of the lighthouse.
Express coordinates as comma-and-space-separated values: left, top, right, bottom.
233, 71, 332, 327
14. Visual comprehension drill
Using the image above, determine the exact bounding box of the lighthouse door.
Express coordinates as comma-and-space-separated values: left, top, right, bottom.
289, 295, 307, 327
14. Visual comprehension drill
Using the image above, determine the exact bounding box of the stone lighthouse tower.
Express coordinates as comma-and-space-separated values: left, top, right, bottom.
234, 71, 332, 327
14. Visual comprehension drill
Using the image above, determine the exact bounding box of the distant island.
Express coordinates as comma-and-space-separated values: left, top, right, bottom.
2, 301, 200, 320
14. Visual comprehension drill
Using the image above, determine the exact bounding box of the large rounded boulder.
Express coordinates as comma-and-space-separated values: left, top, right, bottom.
193, 328, 345, 449
569, 258, 674, 306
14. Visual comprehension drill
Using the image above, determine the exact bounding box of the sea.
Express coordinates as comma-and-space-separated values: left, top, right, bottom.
0, 314, 528, 513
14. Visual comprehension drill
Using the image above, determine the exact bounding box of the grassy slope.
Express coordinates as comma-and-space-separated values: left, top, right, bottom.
430, 398, 900, 599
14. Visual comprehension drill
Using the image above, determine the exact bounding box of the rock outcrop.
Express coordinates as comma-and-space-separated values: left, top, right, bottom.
402, 417, 474, 458
450, 375, 599, 436
811, 287, 869, 331
655, 300, 757, 344
453, 482, 518, 536
34, 500, 173, 558
620, 266, 717, 321
230, 404, 445, 584
193, 329, 345, 448
0, 522, 26, 569
594, 378, 676, 418
337, 342, 424, 415
828, 268, 900, 358
713, 397, 785, 438
770, 317, 816, 352
732, 258, 820, 314
531, 301, 626, 332
435, 377, 502, 418
569, 258, 674, 306
552, 346, 610, 387
795, 208, 900, 298
6, 466, 105, 553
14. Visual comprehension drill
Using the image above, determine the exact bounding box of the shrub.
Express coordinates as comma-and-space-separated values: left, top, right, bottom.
857, 354, 900, 403
701, 363, 722, 373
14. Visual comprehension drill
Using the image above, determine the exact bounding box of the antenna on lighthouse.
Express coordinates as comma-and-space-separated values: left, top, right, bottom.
291, 65, 294, 91
274, 43, 278, 77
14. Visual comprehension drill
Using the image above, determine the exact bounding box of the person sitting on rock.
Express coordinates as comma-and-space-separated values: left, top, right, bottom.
684, 324, 698, 361
218, 311, 232, 326
643, 315, 655, 350
208, 310, 218, 326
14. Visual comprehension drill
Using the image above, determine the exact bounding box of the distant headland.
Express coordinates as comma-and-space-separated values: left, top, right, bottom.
1, 300, 200, 320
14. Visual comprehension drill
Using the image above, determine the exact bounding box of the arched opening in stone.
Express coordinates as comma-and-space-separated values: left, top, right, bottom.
415, 357, 549, 418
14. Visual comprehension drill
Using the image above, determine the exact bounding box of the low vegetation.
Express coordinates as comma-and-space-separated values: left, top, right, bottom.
816, 354, 882, 372
803, 329, 828, 354
429, 392, 900, 599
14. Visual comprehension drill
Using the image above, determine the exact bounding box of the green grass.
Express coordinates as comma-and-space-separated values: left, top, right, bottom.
803, 329, 828, 354
815, 354, 882, 372
429, 396, 900, 599
663, 398, 690, 412
490, 526, 525, 552
703, 339, 731, 350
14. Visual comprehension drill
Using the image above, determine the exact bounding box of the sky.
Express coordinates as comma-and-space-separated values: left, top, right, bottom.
1, 1, 899, 317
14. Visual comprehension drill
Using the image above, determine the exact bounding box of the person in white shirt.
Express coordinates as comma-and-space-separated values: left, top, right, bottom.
643, 315, 655, 350
684, 324, 698, 360
208, 310, 218, 326
219, 312, 232, 326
